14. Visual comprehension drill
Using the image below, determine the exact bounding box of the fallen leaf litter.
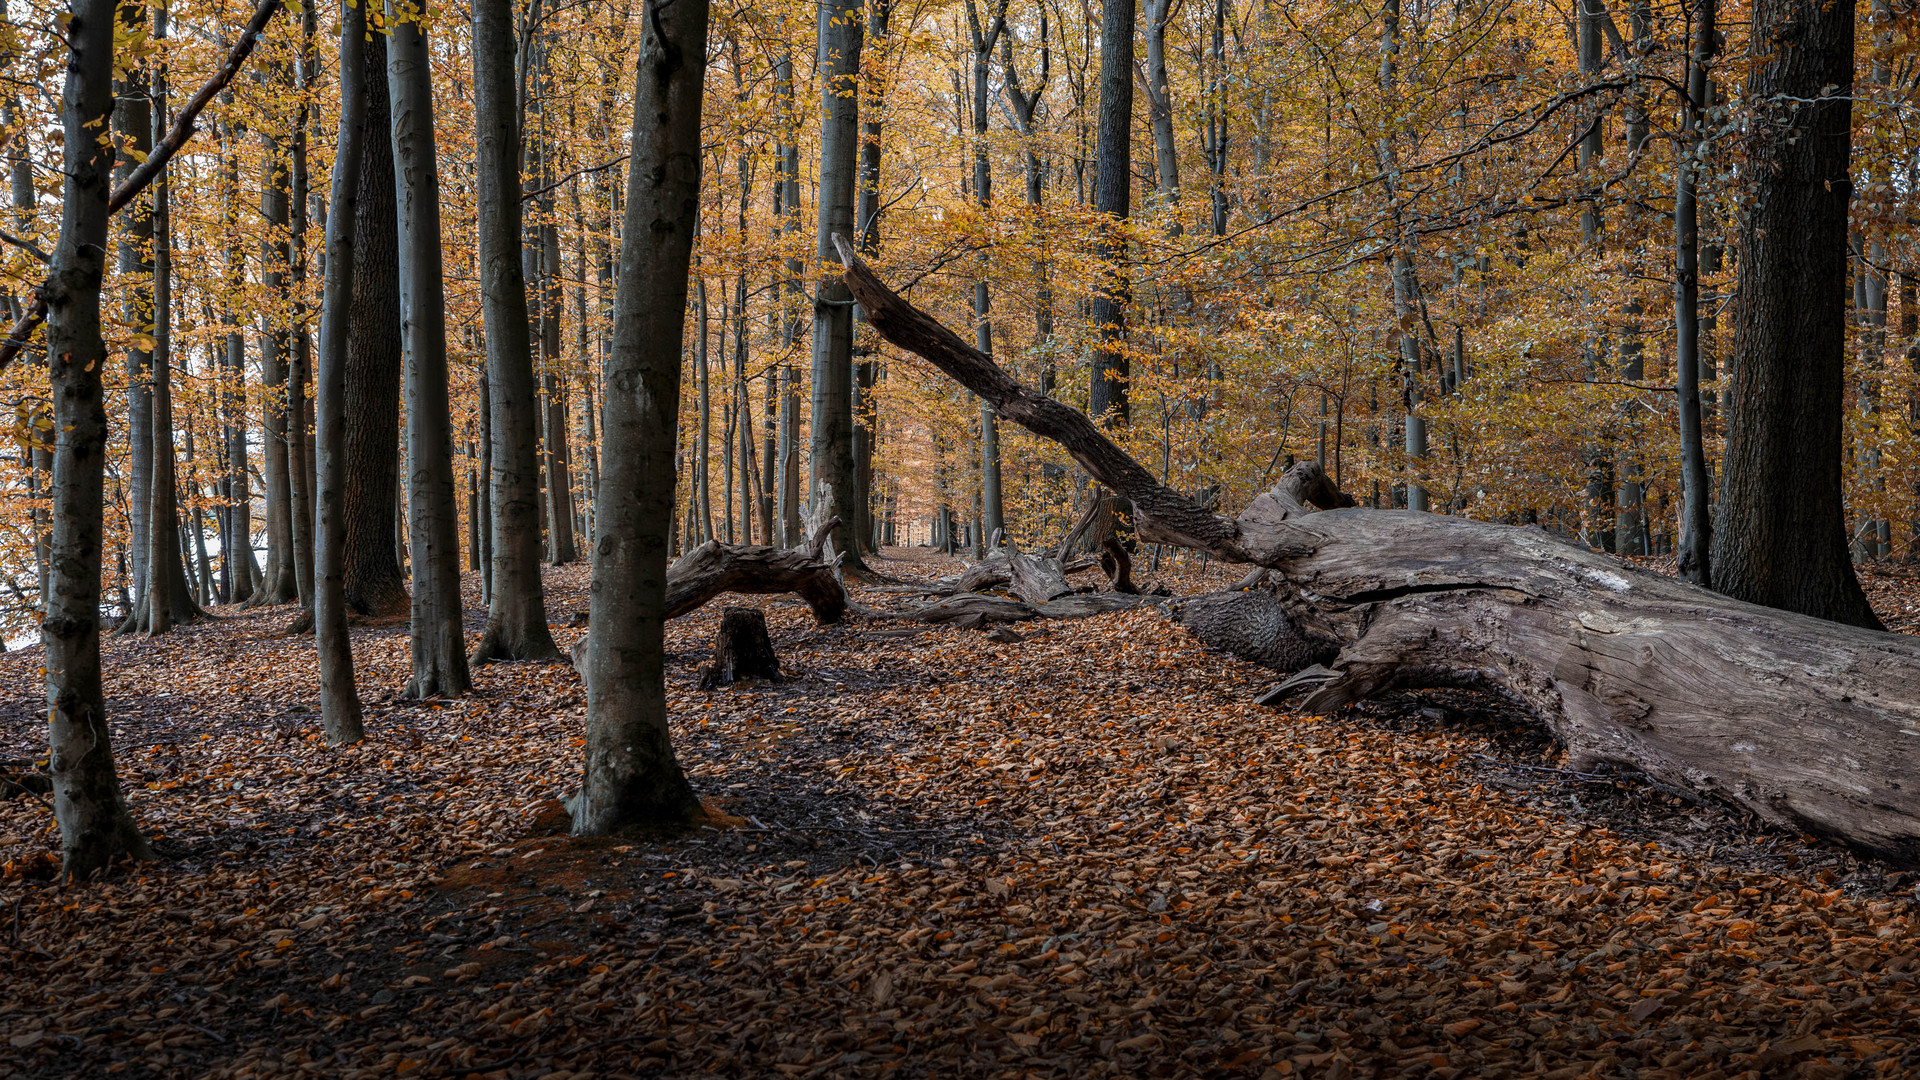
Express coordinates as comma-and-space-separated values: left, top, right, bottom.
2, 551, 1918, 1079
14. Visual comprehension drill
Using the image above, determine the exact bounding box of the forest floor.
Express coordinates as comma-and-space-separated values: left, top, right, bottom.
3, 549, 1920, 1080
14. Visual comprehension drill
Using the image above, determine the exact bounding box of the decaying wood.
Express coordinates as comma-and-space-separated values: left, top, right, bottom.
664, 514, 846, 624
867, 591, 1158, 627
836, 233, 1920, 865
573, 515, 848, 679
698, 607, 782, 689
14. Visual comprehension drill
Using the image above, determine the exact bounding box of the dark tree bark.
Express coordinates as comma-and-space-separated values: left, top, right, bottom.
851, 0, 890, 552
136, 5, 202, 636
114, 11, 153, 620
809, 0, 866, 569
1673, 0, 1715, 584
961, 2, 1008, 545
576, 0, 709, 834
470, 0, 560, 663
43, 0, 153, 879
251, 73, 298, 607
698, 607, 782, 689
775, 48, 804, 546
287, 0, 316, 608
837, 240, 1920, 867
390, 0, 471, 698
1087, 0, 1133, 428
220, 117, 262, 604
340, 28, 409, 618
1708, 0, 1879, 628
313, 0, 369, 744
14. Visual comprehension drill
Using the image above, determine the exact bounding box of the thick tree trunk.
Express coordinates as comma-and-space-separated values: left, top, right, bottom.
470, 0, 559, 663
837, 239, 1920, 866
1707, 0, 1879, 629
576, 0, 708, 835
810, 0, 865, 569
313, 0, 369, 745
390, 0, 471, 698
43, 0, 152, 878
340, 29, 409, 618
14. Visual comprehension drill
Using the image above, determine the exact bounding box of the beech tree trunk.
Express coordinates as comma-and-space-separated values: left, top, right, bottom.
341, 29, 410, 618
837, 238, 1920, 866
390, 0, 470, 698
810, 0, 865, 569
576, 0, 708, 835
1708, 0, 1879, 629
252, 79, 298, 607
1087, 0, 1133, 428
43, 0, 152, 878
470, 0, 559, 663
137, 8, 201, 636
286, 0, 317, 608
313, 0, 369, 745
115, 24, 153, 620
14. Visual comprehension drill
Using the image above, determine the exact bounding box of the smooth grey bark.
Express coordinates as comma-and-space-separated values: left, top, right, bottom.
252, 92, 298, 606
287, 0, 316, 608
694, 275, 713, 542
313, 0, 369, 744
470, 0, 559, 663
852, 0, 890, 550
1087, 0, 1133, 428
1001, 17, 1053, 393
114, 14, 153, 620
775, 47, 804, 546
576, 0, 708, 835
138, 3, 200, 635
964, 0, 1008, 543
1708, 0, 1880, 629
390, 0, 471, 698
1140, 0, 1179, 212
43, 0, 153, 879
809, 0, 864, 567
220, 116, 261, 604
1673, 0, 1715, 584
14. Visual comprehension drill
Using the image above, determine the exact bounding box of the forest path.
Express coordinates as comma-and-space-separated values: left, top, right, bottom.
3, 551, 1919, 1078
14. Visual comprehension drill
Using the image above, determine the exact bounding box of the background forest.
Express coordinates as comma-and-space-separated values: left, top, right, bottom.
5, 0, 1907, 642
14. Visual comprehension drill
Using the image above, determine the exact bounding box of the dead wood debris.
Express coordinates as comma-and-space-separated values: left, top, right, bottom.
0, 548, 1917, 1079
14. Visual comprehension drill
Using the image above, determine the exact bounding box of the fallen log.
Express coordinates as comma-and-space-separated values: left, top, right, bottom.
835, 233, 1920, 865
664, 515, 846, 624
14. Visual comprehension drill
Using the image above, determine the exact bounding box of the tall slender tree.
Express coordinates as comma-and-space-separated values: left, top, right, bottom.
577, 0, 709, 834
810, 0, 865, 567
470, 0, 559, 662
314, 0, 370, 743
390, 0, 471, 697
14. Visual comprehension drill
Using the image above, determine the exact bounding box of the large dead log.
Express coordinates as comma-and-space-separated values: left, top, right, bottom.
835, 234, 1920, 865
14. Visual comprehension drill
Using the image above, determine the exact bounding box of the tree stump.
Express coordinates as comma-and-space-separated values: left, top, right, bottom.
698, 607, 782, 689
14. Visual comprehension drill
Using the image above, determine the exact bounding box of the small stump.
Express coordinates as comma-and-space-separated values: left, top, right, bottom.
699, 607, 781, 689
